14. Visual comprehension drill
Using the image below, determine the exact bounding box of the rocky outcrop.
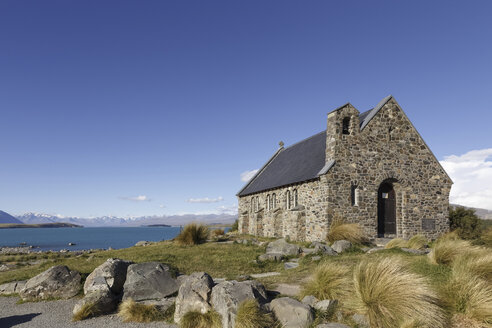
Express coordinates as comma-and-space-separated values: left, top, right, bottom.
266, 239, 301, 256
123, 262, 179, 301
270, 297, 313, 328
84, 258, 132, 295
19, 266, 81, 301
210, 280, 268, 328
331, 240, 352, 253
311, 242, 338, 256
174, 272, 215, 323
0, 280, 26, 295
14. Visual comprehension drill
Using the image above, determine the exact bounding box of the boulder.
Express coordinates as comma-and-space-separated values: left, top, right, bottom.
174, 272, 214, 323
301, 295, 319, 307
19, 265, 81, 300
266, 239, 300, 256
135, 241, 151, 247
331, 240, 352, 253
0, 280, 26, 295
312, 242, 338, 256
314, 299, 338, 313
123, 262, 178, 301
270, 297, 313, 328
284, 262, 299, 269
84, 258, 133, 295
352, 313, 370, 328
73, 290, 117, 317
211, 280, 268, 328
139, 297, 176, 313
258, 253, 284, 262
316, 324, 351, 328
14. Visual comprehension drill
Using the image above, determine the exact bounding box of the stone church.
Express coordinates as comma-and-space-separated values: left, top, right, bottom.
237, 96, 452, 242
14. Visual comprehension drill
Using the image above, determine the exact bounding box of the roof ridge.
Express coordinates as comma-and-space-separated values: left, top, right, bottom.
360, 95, 393, 130
284, 130, 326, 150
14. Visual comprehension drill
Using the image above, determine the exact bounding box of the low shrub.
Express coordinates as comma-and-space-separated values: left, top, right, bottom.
72, 302, 100, 321
327, 219, 368, 244
175, 223, 210, 246
449, 206, 483, 240
212, 229, 225, 237
117, 299, 165, 322
234, 299, 275, 328
300, 263, 351, 300
180, 310, 222, 328
351, 257, 446, 328
481, 228, 492, 247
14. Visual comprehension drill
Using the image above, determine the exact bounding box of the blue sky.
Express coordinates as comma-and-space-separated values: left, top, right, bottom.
1, 0, 491, 217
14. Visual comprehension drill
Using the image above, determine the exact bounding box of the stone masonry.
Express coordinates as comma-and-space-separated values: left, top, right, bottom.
237, 96, 452, 242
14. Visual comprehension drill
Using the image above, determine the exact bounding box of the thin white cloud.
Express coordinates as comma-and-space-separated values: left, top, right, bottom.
240, 169, 259, 182
216, 204, 238, 215
119, 195, 151, 202
186, 196, 224, 203
440, 148, 492, 210
159, 204, 166, 208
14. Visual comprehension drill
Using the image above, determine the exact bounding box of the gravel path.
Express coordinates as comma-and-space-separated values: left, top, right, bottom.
0, 297, 178, 328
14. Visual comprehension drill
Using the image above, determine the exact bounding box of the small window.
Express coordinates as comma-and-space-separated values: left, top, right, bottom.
342, 117, 350, 135
286, 190, 291, 209
251, 198, 254, 212
293, 189, 298, 207
388, 127, 393, 141
272, 193, 276, 209
351, 185, 359, 206
256, 196, 259, 211
266, 195, 270, 210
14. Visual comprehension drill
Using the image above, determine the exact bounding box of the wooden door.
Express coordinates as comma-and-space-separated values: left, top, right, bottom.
378, 182, 396, 236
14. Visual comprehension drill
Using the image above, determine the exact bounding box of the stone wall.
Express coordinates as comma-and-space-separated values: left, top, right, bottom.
238, 98, 452, 241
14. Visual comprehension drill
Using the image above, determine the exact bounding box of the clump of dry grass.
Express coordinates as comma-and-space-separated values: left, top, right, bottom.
72, 302, 100, 321
180, 310, 222, 328
428, 238, 476, 265
212, 229, 225, 237
445, 271, 492, 325
385, 238, 407, 249
452, 252, 492, 283
406, 234, 427, 250
175, 223, 210, 246
234, 299, 275, 328
351, 257, 446, 328
117, 299, 165, 322
300, 262, 351, 300
327, 219, 368, 244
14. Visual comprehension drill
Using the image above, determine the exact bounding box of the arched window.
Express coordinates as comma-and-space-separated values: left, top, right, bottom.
286, 190, 291, 209
272, 193, 276, 209
266, 195, 270, 211
256, 196, 259, 211
293, 189, 298, 207
342, 117, 350, 135
251, 198, 254, 212
351, 185, 359, 206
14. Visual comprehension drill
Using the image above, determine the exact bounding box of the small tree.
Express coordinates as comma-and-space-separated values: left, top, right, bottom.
449, 206, 483, 240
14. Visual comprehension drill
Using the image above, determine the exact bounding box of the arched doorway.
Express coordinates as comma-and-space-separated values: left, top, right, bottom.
378, 180, 396, 236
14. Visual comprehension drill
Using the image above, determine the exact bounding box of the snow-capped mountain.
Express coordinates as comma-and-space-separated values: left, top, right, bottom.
15, 212, 237, 227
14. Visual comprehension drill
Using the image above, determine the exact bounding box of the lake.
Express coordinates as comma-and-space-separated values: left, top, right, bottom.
0, 227, 182, 251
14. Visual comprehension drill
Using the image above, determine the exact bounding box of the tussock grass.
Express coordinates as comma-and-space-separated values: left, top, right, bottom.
72, 302, 100, 321
212, 229, 225, 236
445, 271, 492, 325
406, 234, 427, 250
327, 219, 368, 244
428, 238, 476, 265
180, 310, 222, 328
175, 223, 210, 246
117, 299, 166, 322
351, 257, 446, 328
234, 299, 276, 328
385, 238, 407, 249
300, 262, 351, 300
452, 252, 492, 283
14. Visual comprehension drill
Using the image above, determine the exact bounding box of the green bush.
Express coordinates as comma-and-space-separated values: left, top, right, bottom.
231, 220, 239, 232
175, 223, 210, 245
449, 206, 483, 240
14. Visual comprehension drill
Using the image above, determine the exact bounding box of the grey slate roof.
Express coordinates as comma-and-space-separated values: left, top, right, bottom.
237, 96, 393, 197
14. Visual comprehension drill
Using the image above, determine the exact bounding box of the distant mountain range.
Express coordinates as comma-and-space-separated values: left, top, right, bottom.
450, 204, 492, 220
0, 210, 24, 224
14, 212, 237, 227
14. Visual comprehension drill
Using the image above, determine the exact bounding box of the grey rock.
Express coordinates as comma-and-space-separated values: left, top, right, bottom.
273, 283, 301, 297
139, 297, 176, 313
314, 243, 338, 256
258, 253, 284, 262
301, 295, 319, 307
311, 256, 322, 261
211, 280, 268, 328
284, 262, 299, 269
316, 323, 351, 328
270, 297, 313, 328
352, 313, 370, 328
19, 265, 81, 300
250, 272, 280, 279
314, 299, 338, 313
123, 262, 178, 301
400, 247, 427, 255
73, 290, 117, 316
135, 241, 151, 247
302, 248, 316, 254
331, 240, 352, 253
0, 280, 26, 295
366, 247, 384, 254
84, 258, 133, 295
174, 272, 214, 323
266, 239, 301, 256
176, 274, 189, 287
